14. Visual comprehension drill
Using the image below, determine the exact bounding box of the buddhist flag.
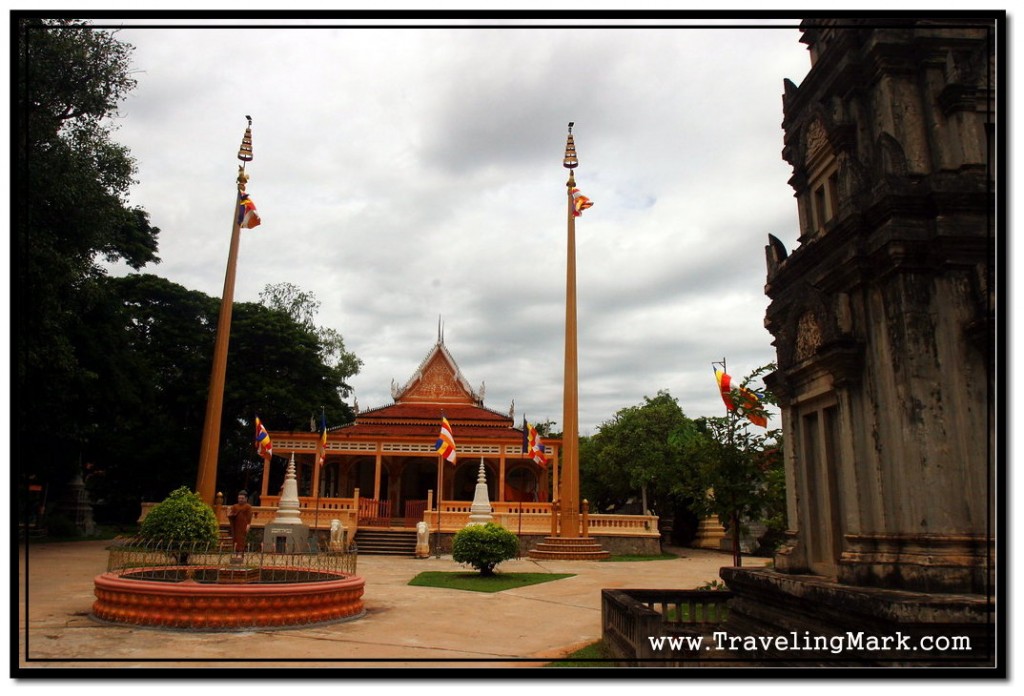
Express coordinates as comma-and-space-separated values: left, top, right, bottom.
255, 416, 273, 457
317, 411, 327, 469
571, 187, 593, 217
715, 369, 768, 428
522, 417, 548, 467
435, 416, 457, 464
238, 192, 262, 229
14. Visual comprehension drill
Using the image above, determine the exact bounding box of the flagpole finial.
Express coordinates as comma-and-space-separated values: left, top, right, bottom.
237, 117, 254, 191
563, 122, 578, 170
237, 117, 254, 164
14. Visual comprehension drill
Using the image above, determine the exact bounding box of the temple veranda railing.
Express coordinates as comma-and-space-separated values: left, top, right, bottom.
138, 495, 660, 538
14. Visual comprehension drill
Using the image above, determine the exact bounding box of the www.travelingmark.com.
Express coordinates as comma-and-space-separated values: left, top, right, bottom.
648, 631, 973, 655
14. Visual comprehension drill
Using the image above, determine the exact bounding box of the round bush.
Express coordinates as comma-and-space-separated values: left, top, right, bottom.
138, 486, 219, 545
451, 522, 519, 576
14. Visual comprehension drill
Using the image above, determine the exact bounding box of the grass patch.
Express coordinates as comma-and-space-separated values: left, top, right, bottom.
603, 552, 678, 562
545, 640, 615, 667
408, 571, 574, 593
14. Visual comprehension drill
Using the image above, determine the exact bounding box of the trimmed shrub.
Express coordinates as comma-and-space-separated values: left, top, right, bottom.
452, 522, 519, 576
138, 487, 219, 545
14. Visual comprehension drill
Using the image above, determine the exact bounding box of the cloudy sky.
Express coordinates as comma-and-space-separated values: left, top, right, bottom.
98, 14, 812, 435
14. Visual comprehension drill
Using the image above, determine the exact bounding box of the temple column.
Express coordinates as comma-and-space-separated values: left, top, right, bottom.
373, 453, 383, 500
498, 454, 507, 502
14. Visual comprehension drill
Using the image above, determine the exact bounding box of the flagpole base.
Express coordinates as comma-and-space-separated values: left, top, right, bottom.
527, 536, 609, 561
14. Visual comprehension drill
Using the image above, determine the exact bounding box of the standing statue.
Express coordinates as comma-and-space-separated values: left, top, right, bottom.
227, 491, 253, 554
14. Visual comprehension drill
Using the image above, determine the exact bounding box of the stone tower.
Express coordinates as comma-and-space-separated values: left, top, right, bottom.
720, 17, 998, 666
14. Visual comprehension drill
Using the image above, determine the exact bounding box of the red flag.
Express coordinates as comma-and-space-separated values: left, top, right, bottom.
255, 416, 273, 457
435, 416, 457, 464
522, 417, 548, 467
238, 193, 262, 229
317, 412, 327, 468
715, 369, 768, 428
571, 187, 593, 217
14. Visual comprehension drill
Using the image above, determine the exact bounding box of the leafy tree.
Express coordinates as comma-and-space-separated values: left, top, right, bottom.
81, 275, 361, 522
83, 275, 217, 521
452, 523, 520, 576
220, 297, 358, 497
16, 19, 159, 504
671, 364, 783, 566
580, 391, 693, 517
259, 282, 362, 399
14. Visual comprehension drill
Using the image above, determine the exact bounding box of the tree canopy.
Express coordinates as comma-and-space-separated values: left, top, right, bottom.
15, 21, 362, 527
16, 19, 161, 501
580, 391, 693, 517
82, 275, 360, 523
577, 371, 785, 553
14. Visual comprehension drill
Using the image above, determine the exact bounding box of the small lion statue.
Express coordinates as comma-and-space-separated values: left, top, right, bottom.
415, 521, 431, 558
329, 519, 346, 551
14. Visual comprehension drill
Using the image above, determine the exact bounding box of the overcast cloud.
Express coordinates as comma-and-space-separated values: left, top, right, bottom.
98, 15, 813, 434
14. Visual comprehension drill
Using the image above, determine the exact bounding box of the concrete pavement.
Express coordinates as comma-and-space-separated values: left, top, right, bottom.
16, 539, 764, 671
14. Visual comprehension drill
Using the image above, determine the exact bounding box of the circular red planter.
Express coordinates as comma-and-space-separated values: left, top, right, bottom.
92, 566, 365, 631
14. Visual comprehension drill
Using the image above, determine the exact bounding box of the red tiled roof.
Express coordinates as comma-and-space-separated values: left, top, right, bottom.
357, 401, 511, 424
333, 422, 527, 442
272, 339, 557, 447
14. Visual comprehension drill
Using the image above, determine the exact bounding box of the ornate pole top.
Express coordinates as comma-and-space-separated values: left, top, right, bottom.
563, 121, 578, 170
237, 116, 253, 191
236, 116, 252, 162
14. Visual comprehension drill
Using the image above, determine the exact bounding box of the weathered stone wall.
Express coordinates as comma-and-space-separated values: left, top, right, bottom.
763, 18, 995, 593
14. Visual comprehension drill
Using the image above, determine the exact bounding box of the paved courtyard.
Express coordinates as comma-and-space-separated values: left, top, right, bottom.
16, 539, 763, 672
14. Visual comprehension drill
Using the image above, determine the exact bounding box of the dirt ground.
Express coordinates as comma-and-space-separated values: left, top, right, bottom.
16, 539, 756, 673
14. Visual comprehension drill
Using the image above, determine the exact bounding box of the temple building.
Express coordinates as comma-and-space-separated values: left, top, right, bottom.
260, 337, 556, 525
208, 335, 662, 554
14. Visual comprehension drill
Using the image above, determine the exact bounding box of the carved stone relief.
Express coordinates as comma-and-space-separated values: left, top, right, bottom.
795, 311, 824, 361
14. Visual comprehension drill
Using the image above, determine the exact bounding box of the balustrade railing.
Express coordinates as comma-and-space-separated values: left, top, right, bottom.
404, 499, 428, 521
104, 536, 358, 582
601, 588, 733, 666
140, 498, 660, 537
358, 497, 391, 525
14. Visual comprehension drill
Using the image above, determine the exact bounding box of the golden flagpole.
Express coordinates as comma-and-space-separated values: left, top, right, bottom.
560, 122, 581, 538
529, 124, 606, 560
435, 450, 443, 557
195, 117, 254, 505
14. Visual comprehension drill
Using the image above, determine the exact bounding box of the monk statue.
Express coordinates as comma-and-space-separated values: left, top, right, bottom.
227, 491, 253, 555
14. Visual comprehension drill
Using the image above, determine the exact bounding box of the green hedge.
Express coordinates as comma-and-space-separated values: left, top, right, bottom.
451, 522, 519, 576
138, 486, 219, 545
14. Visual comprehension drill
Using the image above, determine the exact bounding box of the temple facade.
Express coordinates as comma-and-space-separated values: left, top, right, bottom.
260, 337, 557, 525
205, 336, 662, 553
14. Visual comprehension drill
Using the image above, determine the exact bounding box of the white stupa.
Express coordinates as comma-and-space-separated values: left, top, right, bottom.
466, 458, 494, 526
